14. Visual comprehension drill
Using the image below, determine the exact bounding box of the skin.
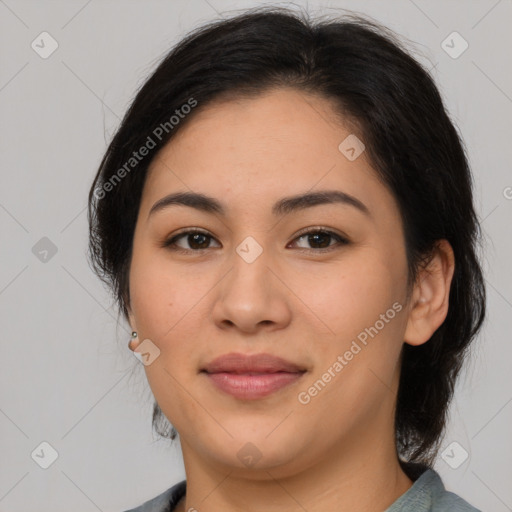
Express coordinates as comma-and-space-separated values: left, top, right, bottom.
127, 87, 455, 512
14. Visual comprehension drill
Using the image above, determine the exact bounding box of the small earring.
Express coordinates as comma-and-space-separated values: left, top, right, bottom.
128, 331, 138, 351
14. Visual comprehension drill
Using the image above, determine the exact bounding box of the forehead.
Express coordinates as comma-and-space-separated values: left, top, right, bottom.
141, 88, 397, 222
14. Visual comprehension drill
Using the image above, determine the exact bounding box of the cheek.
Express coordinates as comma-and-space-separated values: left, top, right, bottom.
129, 248, 205, 340
294, 251, 407, 402
293, 252, 402, 343
129, 255, 205, 413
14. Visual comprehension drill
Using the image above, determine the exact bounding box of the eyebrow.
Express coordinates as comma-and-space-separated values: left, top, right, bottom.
148, 189, 371, 220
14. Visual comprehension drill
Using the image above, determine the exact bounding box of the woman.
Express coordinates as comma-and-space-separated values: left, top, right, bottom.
88, 7, 486, 511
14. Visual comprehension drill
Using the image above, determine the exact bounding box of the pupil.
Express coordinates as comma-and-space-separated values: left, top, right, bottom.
309, 233, 329, 248
191, 233, 209, 249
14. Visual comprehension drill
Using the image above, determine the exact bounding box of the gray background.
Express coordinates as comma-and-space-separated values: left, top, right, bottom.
1, 0, 511, 510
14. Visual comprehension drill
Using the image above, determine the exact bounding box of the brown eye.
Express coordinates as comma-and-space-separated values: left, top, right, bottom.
162, 228, 349, 254
163, 230, 221, 252
289, 229, 349, 252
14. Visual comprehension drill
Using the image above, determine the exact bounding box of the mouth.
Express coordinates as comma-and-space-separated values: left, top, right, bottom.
201, 352, 307, 400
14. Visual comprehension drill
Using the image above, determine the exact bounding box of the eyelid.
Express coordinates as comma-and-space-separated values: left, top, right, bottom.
291, 225, 349, 242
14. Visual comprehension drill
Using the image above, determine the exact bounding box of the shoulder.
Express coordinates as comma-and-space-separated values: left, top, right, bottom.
122, 480, 186, 512
386, 463, 481, 512
424, 469, 481, 511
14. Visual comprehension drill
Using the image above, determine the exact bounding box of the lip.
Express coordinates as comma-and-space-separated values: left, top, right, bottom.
202, 352, 306, 374
201, 352, 307, 400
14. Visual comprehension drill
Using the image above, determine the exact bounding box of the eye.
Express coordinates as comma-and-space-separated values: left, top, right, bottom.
162, 229, 220, 252
162, 227, 349, 253
287, 228, 349, 252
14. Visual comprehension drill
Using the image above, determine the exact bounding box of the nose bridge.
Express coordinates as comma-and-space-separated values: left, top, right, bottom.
212, 233, 291, 332
229, 234, 272, 298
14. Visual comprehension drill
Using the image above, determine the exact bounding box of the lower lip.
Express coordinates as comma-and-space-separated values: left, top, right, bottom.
203, 371, 305, 399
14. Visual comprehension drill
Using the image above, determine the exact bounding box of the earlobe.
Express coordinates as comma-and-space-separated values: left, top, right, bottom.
403, 239, 455, 347
128, 330, 139, 351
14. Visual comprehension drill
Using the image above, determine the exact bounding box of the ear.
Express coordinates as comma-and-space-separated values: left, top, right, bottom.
403, 239, 455, 346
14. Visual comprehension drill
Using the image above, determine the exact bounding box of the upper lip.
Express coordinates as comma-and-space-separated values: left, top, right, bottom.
202, 352, 306, 374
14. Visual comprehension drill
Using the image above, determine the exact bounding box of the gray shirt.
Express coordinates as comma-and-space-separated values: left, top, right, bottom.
123, 464, 481, 512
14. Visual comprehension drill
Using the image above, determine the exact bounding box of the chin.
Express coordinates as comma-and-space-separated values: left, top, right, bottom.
198, 427, 310, 472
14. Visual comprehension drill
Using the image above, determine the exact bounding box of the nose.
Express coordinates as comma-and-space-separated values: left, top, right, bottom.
211, 246, 293, 334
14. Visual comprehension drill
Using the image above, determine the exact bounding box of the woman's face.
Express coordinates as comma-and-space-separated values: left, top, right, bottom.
128, 88, 412, 477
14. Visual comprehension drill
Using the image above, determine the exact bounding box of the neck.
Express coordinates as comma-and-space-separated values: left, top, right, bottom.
176, 422, 414, 512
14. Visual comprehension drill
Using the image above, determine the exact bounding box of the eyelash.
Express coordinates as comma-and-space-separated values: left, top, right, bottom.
161, 227, 350, 254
